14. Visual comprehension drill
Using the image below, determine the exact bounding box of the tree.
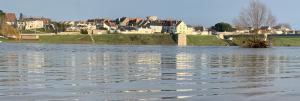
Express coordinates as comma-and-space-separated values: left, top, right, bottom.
213, 22, 233, 32
0, 10, 20, 39
233, 0, 276, 48
52, 22, 71, 32
19, 13, 24, 21
0, 10, 5, 29
234, 0, 276, 31
80, 29, 88, 34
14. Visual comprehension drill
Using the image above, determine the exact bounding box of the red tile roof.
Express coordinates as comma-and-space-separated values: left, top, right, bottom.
5, 13, 16, 22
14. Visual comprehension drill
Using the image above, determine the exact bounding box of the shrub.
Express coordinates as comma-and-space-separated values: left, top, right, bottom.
80, 29, 88, 34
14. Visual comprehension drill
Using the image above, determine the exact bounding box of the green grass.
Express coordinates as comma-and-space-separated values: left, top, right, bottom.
92, 34, 176, 45
4, 34, 300, 47
4, 34, 177, 45
38, 35, 92, 44
0, 38, 12, 42
0, 35, 91, 44
229, 35, 300, 47
187, 35, 227, 46
272, 36, 300, 46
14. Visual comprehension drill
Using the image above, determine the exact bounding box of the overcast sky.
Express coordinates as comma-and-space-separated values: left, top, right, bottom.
1, 0, 300, 29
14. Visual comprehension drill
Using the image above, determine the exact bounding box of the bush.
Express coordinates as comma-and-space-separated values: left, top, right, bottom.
242, 39, 270, 48
80, 29, 88, 34
232, 34, 271, 48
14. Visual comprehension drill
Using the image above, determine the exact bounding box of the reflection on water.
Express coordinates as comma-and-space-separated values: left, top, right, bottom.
0, 43, 300, 101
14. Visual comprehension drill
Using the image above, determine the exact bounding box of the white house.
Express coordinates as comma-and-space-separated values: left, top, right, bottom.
19, 20, 44, 30
149, 22, 163, 33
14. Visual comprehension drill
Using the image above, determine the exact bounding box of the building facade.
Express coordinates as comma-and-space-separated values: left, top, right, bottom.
4, 13, 17, 26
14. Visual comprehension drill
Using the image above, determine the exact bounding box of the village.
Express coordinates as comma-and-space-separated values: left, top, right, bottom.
1, 11, 298, 39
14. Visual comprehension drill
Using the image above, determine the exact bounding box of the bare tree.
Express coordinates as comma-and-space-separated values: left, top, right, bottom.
234, 0, 277, 30
233, 0, 277, 48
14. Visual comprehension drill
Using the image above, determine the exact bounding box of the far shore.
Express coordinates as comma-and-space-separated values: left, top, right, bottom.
1, 34, 300, 47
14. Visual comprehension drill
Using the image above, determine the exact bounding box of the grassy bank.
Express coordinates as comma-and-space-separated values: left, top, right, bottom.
228, 35, 300, 47
92, 34, 176, 45
0, 34, 177, 45
2, 34, 300, 47
187, 35, 227, 46
272, 36, 300, 46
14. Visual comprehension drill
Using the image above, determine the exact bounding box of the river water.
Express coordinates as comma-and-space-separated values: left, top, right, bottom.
0, 43, 300, 101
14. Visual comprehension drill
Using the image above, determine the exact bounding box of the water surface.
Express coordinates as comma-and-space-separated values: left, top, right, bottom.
0, 43, 300, 101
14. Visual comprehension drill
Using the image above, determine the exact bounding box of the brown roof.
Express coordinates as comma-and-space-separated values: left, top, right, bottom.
161, 20, 178, 26
176, 21, 183, 26
5, 13, 16, 22
149, 21, 163, 26
104, 21, 117, 28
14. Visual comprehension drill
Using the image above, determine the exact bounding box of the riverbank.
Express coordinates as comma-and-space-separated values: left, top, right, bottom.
0, 34, 226, 46
228, 35, 300, 47
0, 34, 177, 45
187, 35, 227, 46
1, 34, 300, 46
271, 36, 300, 46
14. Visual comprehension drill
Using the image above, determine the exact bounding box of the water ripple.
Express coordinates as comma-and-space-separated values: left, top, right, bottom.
0, 44, 299, 100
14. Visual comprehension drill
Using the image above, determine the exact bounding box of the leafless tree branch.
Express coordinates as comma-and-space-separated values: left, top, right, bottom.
234, 0, 276, 30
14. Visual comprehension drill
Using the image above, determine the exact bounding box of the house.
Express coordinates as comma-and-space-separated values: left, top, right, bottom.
4, 13, 17, 26
272, 25, 293, 34
117, 17, 143, 27
87, 22, 97, 30
149, 21, 163, 33
118, 26, 138, 34
162, 20, 177, 33
119, 26, 137, 32
63, 21, 76, 26
76, 21, 88, 28
75, 21, 96, 30
17, 17, 51, 30
118, 17, 131, 26
17, 21, 26, 30
176, 21, 194, 34
258, 26, 272, 34
18, 18, 44, 30
199, 30, 212, 35
146, 16, 158, 21
137, 27, 153, 34
24, 20, 44, 30
98, 21, 111, 30
118, 26, 153, 34
295, 30, 300, 34
162, 20, 193, 34
137, 20, 150, 27
192, 26, 212, 35
108, 22, 118, 30
128, 18, 143, 26
39, 18, 51, 25
97, 20, 118, 31
87, 19, 106, 24
234, 27, 251, 34
65, 21, 86, 32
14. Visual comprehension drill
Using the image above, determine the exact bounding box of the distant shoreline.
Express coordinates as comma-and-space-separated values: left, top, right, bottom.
1, 34, 300, 47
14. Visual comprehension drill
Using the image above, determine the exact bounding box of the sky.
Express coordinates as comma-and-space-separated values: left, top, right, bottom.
1, 0, 300, 29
